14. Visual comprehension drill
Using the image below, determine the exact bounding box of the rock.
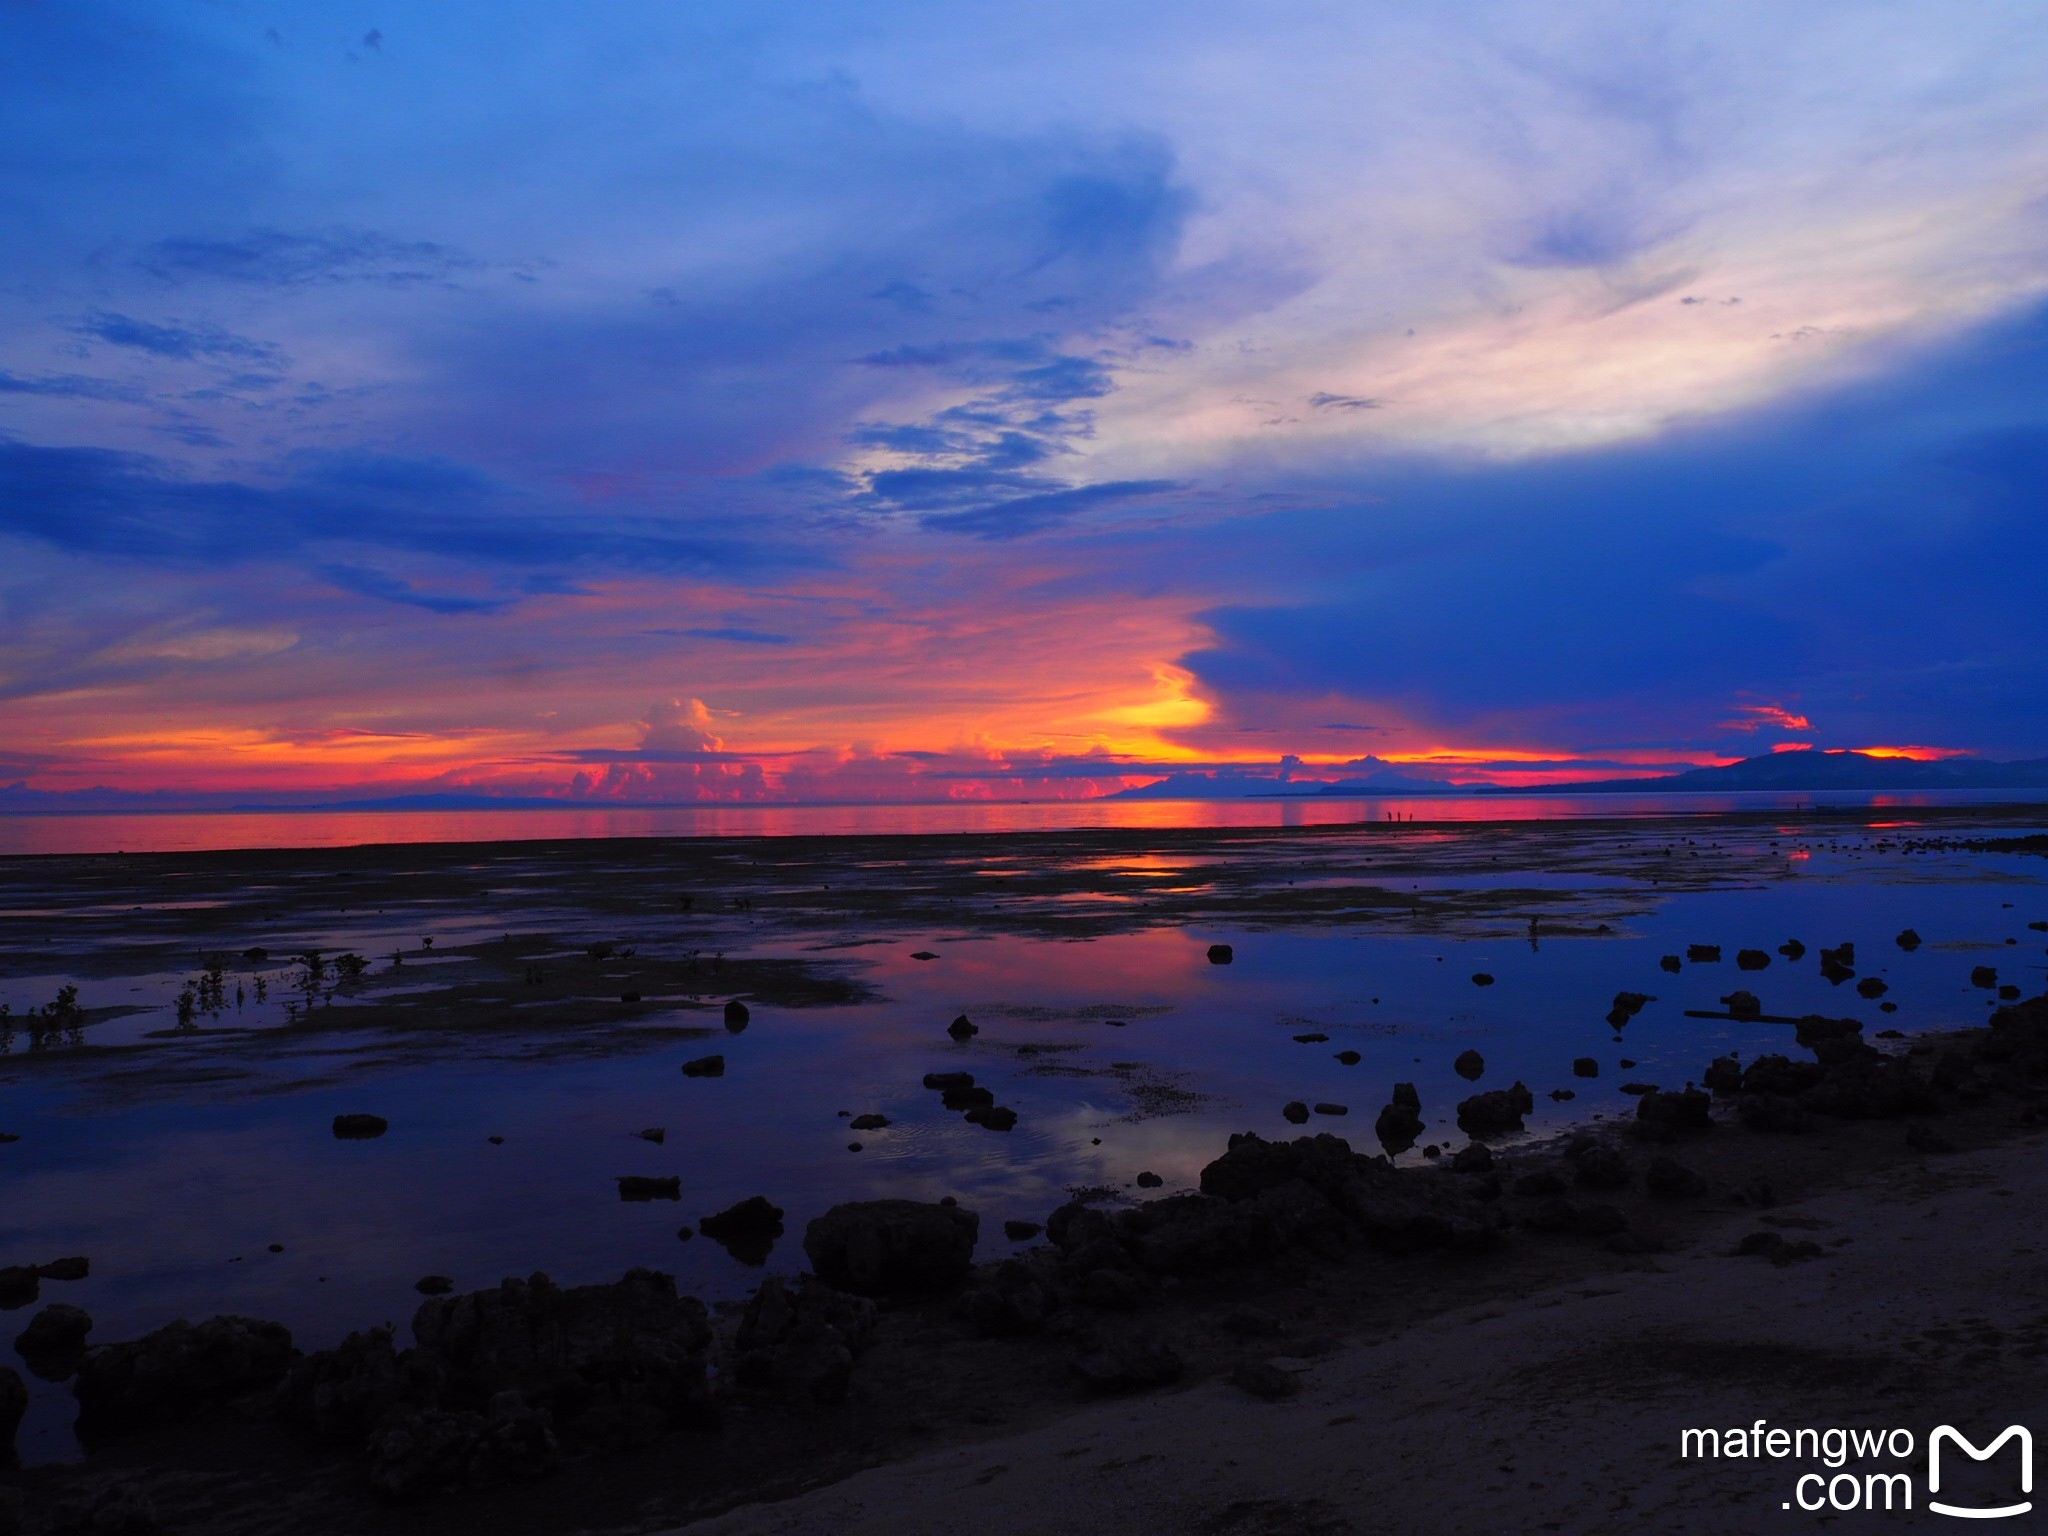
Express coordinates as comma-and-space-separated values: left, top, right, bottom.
1573, 1204, 1629, 1239
1471, 973, 1495, 987
1003, 1220, 1043, 1242
332, 1113, 388, 1139
1374, 1102, 1423, 1155
1198, 1132, 1501, 1255
1608, 992, 1652, 1027
1311, 1102, 1348, 1117
403, 1269, 715, 1455
1737, 949, 1770, 970
699, 1197, 785, 1265
1645, 1156, 1707, 1198
961, 1258, 1058, 1337
1734, 1175, 1777, 1207
848, 1113, 889, 1131
2000, 984, 2022, 1001
1072, 1330, 1183, 1392
633, 1127, 666, 1144
1686, 945, 1721, 963
1573, 1057, 1599, 1078
1455, 1082, 1533, 1135
1571, 1146, 1630, 1190
15, 1303, 92, 1380
620, 991, 641, 1004
1635, 1087, 1713, 1133
1206, 944, 1234, 965
681, 1054, 725, 1078
1740, 1054, 1826, 1095
0, 1367, 23, 1467
1549, 1089, 1575, 1101
75, 1315, 297, 1440
923, 1071, 974, 1091
733, 1276, 874, 1403
947, 1013, 979, 1040
1659, 955, 1682, 973
724, 999, 750, 1031
1513, 1171, 1566, 1198
1449, 1142, 1494, 1173
1905, 1122, 1958, 1154
0, 1271, 36, 1313
910, 951, 938, 961
1218, 1304, 1283, 1337
617, 1176, 681, 1202
1453, 1049, 1485, 1081
1896, 929, 1922, 951
1390, 1082, 1420, 1109
941, 1081, 995, 1110
1282, 1101, 1311, 1124
1292, 1031, 1329, 1043
1619, 1082, 1658, 1096
1229, 1359, 1301, 1401
37, 1257, 87, 1283
1135, 1171, 1164, 1189
1780, 939, 1807, 959
1819, 945, 1856, 984
1721, 989, 1762, 1018
1856, 977, 1888, 999
803, 1200, 979, 1296
1334, 1049, 1361, 1065
964, 1105, 1018, 1131
364, 1399, 560, 1501
415, 1276, 454, 1296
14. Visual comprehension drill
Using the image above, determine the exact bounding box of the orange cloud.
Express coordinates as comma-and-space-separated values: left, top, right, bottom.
1722, 703, 1813, 733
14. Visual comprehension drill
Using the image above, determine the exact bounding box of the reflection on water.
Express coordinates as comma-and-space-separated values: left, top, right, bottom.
0, 814, 2044, 1464
4, 788, 2046, 856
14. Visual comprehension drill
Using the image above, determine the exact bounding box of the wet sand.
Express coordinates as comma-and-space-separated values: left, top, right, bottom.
3, 807, 2046, 1532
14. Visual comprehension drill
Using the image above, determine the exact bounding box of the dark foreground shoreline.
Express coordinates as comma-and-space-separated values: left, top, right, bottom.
10, 984, 2048, 1535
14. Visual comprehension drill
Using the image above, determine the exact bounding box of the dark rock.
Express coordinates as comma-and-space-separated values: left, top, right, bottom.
38, 1257, 87, 1283
0, 1367, 24, 1468
1471, 973, 1495, 987
1206, 944, 1234, 965
1229, 1359, 1301, 1401
1072, 1330, 1183, 1392
1449, 1142, 1494, 1173
1135, 1171, 1164, 1189
1291, 1031, 1330, 1043
1780, 940, 1807, 959
1573, 1204, 1629, 1239
1374, 1102, 1423, 1155
1686, 945, 1721, 963
332, 1113, 388, 1139
1453, 1049, 1485, 1081
1905, 1122, 1958, 1154
1737, 1095, 1813, 1133
923, 1071, 975, 1091
699, 1196, 785, 1265
964, 1105, 1018, 1131
0, 1271, 36, 1312
1572, 1057, 1599, 1078
1733, 1175, 1777, 1207
1334, 1049, 1361, 1065
1619, 1082, 1658, 1096
1635, 1087, 1713, 1134
1740, 1054, 1825, 1095
1721, 989, 1761, 1018
960, 1258, 1057, 1338
733, 1276, 875, 1403
1198, 1132, 1501, 1255
941, 1083, 996, 1111
947, 1013, 978, 1040
1572, 1146, 1630, 1190
364, 1397, 559, 1501
1645, 1156, 1707, 1198
1390, 1082, 1420, 1110
415, 1276, 454, 1297
1856, 977, 1889, 999
1513, 1171, 1566, 1198
2000, 984, 2022, 1001
75, 1316, 297, 1440
1549, 1089, 1576, 1101
274, 1327, 407, 1442
1659, 955, 1682, 973
848, 1113, 889, 1131
1218, 1304, 1283, 1337
803, 1200, 979, 1296
1736, 949, 1770, 970
617, 1176, 680, 1202
1896, 929, 1922, 951
1819, 945, 1856, 984
633, 1127, 666, 1144
1422, 1144, 1442, 1159
724, 999, 750, 1031
1282, 1100, 1311, 1124
681, 1054, 725, 1078
1456, 1082, 1533, 1135
620, 991, 641, 1004
15, 1303, 92, 1380
1002, 1220, 1043, 1242
1608, 991, 1652, 1027
1311, 1102, 1348, 1117
1735, 1231, 1822, 1266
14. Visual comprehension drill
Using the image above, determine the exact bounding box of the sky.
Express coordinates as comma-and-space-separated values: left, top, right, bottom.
3, 2, 2047, 806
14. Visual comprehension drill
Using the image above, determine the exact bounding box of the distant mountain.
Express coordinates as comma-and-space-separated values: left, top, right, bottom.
1486, 750, 2048, 795
1260, 767, 1472, 798
1108, 757, 1467, 800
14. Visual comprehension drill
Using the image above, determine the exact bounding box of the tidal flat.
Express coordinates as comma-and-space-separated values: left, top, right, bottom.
2, 807, 2046, 1532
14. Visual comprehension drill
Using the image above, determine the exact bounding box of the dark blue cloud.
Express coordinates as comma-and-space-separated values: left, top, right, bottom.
135, 228, 483, 287
73, 310, 282, 363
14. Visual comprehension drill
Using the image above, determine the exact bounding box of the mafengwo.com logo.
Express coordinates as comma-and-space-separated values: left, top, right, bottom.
1679, 1421, 2032, 1516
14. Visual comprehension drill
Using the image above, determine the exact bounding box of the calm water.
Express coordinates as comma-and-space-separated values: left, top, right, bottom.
2, 812, 2045, 1463
3, 788, 2044, 855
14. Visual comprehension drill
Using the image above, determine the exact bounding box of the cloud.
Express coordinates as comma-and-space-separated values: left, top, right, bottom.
657, 627, 793, 645
72, 311, 283, 364
135, 228, 483, 287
